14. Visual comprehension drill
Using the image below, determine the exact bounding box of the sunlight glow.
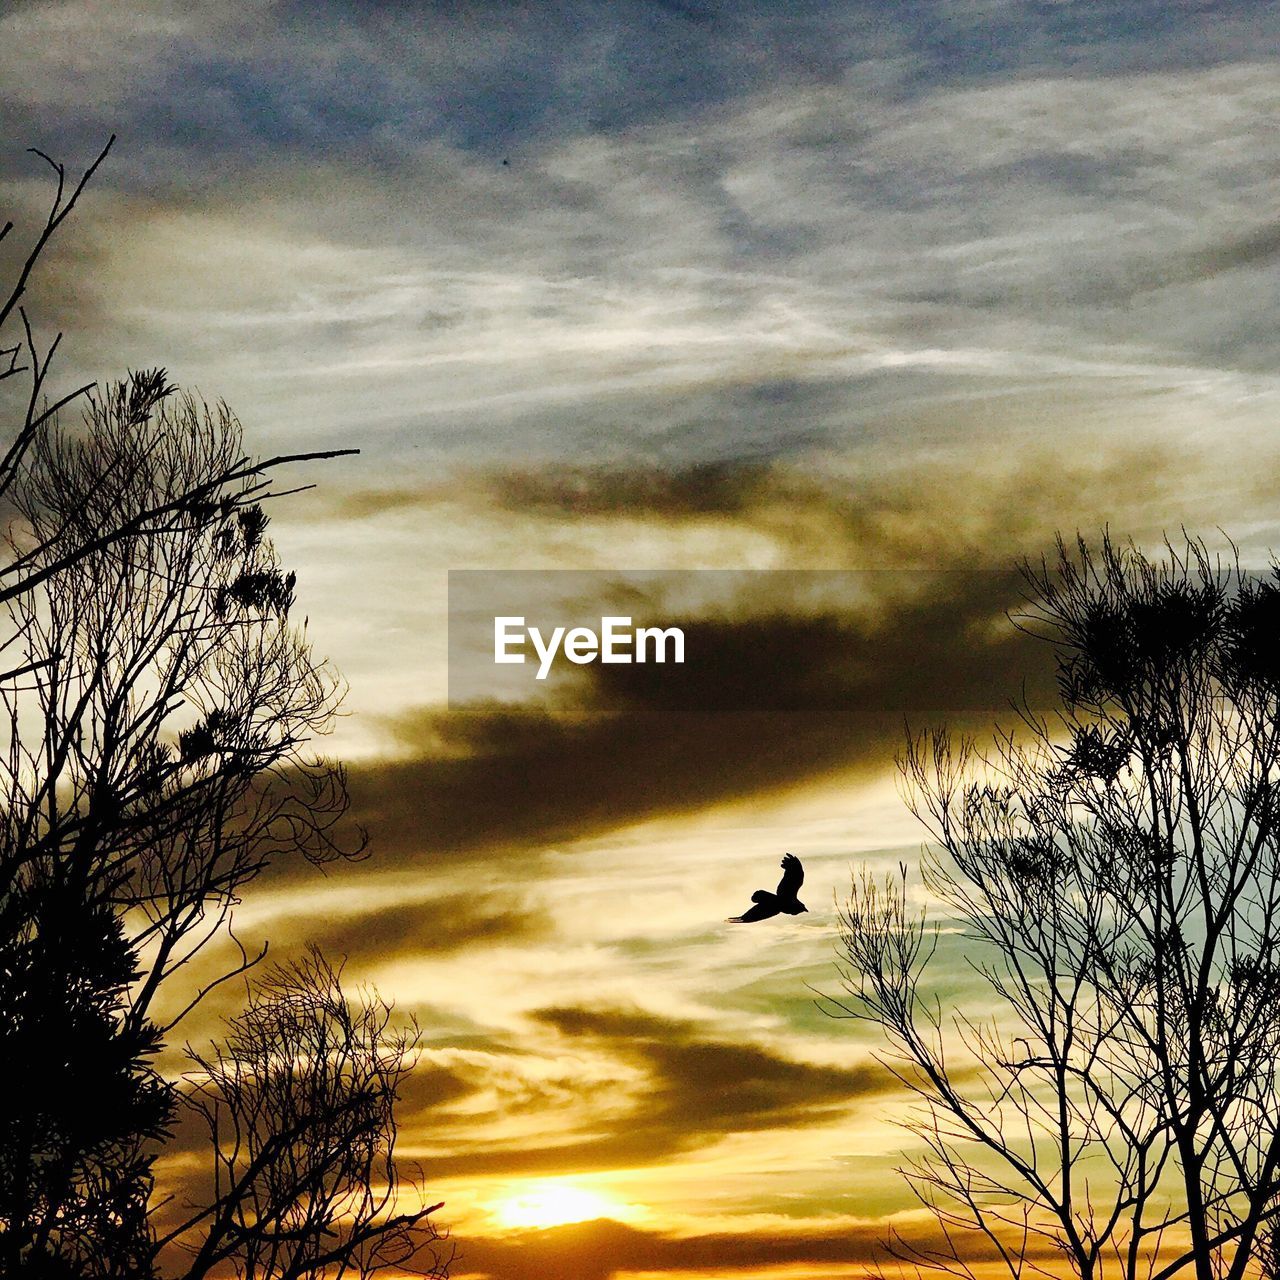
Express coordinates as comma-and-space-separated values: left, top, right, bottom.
492, 1180, 631, 1230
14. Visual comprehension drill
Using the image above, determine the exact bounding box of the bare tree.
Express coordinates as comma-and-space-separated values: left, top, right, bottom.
0, 359, 356, 1277
0, 145, 445, 1275
836, 533, 1280, 1280
170, 951, 449, 1280
0, 139, 353, 607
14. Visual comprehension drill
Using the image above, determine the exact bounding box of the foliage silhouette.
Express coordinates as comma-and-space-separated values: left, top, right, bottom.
837, 533, 1280, 1280
170, 951, 447, 1280
0, 143, 446, 1275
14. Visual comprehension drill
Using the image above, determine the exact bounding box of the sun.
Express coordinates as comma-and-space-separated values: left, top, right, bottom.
492, 1180, 630, 1230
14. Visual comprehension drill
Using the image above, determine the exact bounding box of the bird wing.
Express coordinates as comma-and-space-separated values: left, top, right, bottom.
728, 894, 781, 924
777, 853, 804, 897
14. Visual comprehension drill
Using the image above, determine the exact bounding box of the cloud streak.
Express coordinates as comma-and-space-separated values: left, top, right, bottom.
341, 571, 1049, 867
451, 1210, 1066, 1280
8, 14, 1280, 478
408, 1003, 891, 1180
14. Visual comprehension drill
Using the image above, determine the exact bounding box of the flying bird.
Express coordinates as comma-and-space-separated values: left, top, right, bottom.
727, 853, 808, 923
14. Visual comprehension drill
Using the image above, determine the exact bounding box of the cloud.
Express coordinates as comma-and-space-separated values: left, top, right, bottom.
10, 14, 1280, 480
311, 430, 1273, 871
450, 1210, 1066, 1280
453, 1216, 886, 1280
534, 1003, 885, 1135
466, 447, 1225, 561
0, 2, 888, 178
318, 433, 1262, 577
296, 438, 1265, 872
337, 569, 1051, 868
6, 3, 1279, 182
413, 1003, 891, 1180
486, 460, 775, 521
275, 889, 550, 962
14, 9, 1280, 1273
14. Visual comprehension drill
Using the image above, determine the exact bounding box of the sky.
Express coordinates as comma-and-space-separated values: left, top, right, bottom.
3, 2, 1280, 1278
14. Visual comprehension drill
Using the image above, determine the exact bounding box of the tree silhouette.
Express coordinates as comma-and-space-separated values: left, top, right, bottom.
0, 891, 170, 1276
0, 145, 446, 1275
170, 951, 448, 1280
838, 534, 1280, 1280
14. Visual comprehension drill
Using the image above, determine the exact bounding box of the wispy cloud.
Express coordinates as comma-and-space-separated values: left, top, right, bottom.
399, 1002, 890, 1179
7, 12, 1280, 474
8, 5, 1280, 1275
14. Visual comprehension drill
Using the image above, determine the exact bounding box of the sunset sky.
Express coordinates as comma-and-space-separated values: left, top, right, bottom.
4, 2, 1280, 1277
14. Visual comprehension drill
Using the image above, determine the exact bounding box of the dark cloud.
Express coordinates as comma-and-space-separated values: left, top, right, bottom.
488, 460, 775, 520
307, 450, 1233, 888
276, 889, 549, 963
379, 1055, 482, 1122
338, 569, 1052, 870
415, 1004, 890, 1179
319, 438, 1232, 870
331, 444, 1228, 563
535, 1003, 884, 1132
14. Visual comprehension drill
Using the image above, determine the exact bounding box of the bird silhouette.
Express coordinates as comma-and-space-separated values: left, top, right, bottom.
727, 853, 808, 923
